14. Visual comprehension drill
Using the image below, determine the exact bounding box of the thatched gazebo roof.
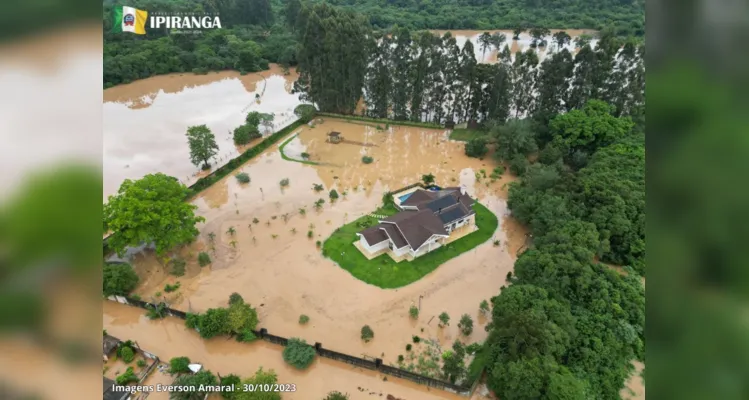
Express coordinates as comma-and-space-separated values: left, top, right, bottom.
328, 131, 341, 137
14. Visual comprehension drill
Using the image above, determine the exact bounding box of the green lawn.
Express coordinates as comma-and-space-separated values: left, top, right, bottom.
449, 129, 489, 142
322, 202, 499, 289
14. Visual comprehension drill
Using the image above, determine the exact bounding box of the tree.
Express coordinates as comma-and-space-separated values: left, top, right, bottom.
169, 370, 218, 400
329, 189, 339, 201
169, 356, 191, 374
103, 263, 139, 296
490, 32, 507, 52
529, 28, 551, 48
512, 27, 525, 40
439, 312, 450, 327
478, 32, 492, 59
119, 346, 135, 363
235, 368, 281, 400
421, 173, 435, 185
186, 125, 219, 170
552, 31, 572, 49
494, 119, 538, 162
465, 137, 488, 158
196, 307, 230, 339
233, 124, 261, 145
479, 299, 490, 314
229, 292, 244, 306
361, 325, 374, 342
259, 113, 275, 134
294, 104, 316, 123
220, 374, 242, 399
227, 301, 259, 335
550, 100, 635, 155
282, 338, 316, 369
442, 340, 466, 383
104, 173, 205, 257
409, 305, 419, 319
458, 314, 474, 335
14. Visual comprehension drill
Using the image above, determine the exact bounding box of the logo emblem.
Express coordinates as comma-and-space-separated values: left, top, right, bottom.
123, 14, 135, 26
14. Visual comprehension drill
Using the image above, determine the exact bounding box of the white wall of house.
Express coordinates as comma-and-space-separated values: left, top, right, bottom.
445, 214, 476, 233
411, 235, 447, 257
358, 235, 389, 254
391, 244, 412, 257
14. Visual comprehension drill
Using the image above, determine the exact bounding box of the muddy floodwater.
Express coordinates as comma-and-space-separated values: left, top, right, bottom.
106, 118, 526, 396
431, 29, 599, 63
103, 64, 301, 199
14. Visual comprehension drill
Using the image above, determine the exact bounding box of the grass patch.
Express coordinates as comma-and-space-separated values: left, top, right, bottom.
466, 344, 490, 385
279, 133, 320, 165
322, 202, 498, 288
449, 129, 489, 142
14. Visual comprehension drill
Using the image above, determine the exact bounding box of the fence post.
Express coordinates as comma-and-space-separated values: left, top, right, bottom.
314, 342, 322, 354
259, 328, 267, 339
375, 358, 382, 369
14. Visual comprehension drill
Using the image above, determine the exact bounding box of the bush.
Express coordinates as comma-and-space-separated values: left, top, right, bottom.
235, 172, 250, 183
282, 338, 316, 370
198, 252, 211, 267
119, 346, 135, 363
398, 354, 404, 363
506, 271, 513, 281
406, 344, 412, 351
439, 312, 450, 327
185, 313, 199, 329
279, 178, 290, 187
329, 189, 339, 201
409, 305, 419, 319
238, 329, 257, 342
412, 335, 421, 343
169, 356, 191, 374
458, 314, 474, 336
362, 156, 374, 164
313, 183, 324, 192
137, 359, 147, 368
299, 314, 310, 324
169, 258, 186, 277
465, 137, 488, 158
361, 325, 374, 342
103, 263, 139, 297
229, 292, 244, 305
301, 152, 310, 160
164, 282, 181, 293
116, 367, 138, 385
307, 230, 313, 238
294, 104, 317, 123
233, 124, 261, 145
509, 154, 529, 175
324, 391, 350, 400
490, 165, 505, 180
465, 343, 482, 355
479, 299, 490, 314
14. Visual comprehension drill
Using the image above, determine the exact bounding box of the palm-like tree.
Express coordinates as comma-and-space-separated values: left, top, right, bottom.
226, 226, 236, 236
490, 32, 507, 53
553, 31, 572, 50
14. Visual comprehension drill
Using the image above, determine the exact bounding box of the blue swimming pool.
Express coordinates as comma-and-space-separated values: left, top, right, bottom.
398, 193, 413, 202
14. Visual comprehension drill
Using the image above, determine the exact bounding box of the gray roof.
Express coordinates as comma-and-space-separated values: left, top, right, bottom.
381, 224, 408, 249
103, 335, 119, 356
103, 377, 128, 400
359, 225, 388, 246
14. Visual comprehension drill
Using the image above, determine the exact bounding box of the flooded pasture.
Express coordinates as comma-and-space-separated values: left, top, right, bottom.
106, 117, 522, 396
103, 64, 302, 199
430, 29, 599, 63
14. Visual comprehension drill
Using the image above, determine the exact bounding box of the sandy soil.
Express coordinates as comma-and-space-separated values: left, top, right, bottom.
111, 119, 521, 392
621, 361, 646, 400
103, 64, 302, 199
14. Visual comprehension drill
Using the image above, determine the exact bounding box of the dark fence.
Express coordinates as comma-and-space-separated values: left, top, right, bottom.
113, 295, 473, 396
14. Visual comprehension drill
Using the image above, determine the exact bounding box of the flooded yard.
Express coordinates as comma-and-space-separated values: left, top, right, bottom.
103, 64, 302, 199
106, 117, 522, 396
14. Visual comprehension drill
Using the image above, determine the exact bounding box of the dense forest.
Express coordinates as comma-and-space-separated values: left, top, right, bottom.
103, 0, 643, 87
292, 2, 645, 399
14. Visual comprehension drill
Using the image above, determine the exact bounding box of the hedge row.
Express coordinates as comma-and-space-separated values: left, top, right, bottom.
185, 119, 306, 197
316, 113, 442, 129
279, 133, 320, 165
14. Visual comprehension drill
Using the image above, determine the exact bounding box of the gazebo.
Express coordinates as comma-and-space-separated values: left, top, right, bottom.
327, 131, 343, 144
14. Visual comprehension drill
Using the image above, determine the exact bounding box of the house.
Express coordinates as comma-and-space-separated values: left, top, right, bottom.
356, 186, 476, 260
103, 334, 120, 362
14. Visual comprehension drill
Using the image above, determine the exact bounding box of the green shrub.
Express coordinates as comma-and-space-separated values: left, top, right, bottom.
169, 356, 191, 374
362, 156, 374, 164
323, 392, 350, 400
103, 262, 139, 297
313, 183, 324, 192
439, 312, 450, 327
116, 367, 138, 385
406, 344, 412, 351
185, 313, 199, 329
119, 346, 135, 363
229, 292, 244, 305
282, 338, 316, 370
169, 258, 186, 277
458, 314, 474, 336
198, 252, 211, 267
301, 152, 310, 160
164, 282, 181, 293
465, 137, 488, 158
233, 125, 260, 145
238, 329, 257, 342
398, 354, 404, 363
192, 67, 209, 75
137, 359, 147, 368
299, 314, 310, 324
361, 325, 374, 342
307, 230, 313, 238
235, 172, 250, 183
412, 335, 421, 343
409, 305, 419, 319
280, 178, 290, 187
479, 299, 490, 314
329, 189, 339, 201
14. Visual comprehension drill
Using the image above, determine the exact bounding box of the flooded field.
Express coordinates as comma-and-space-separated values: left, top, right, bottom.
430, 29, 599, 63
107, 118, 521, 395
103, 64, 302, 199
105, 302, 481, 400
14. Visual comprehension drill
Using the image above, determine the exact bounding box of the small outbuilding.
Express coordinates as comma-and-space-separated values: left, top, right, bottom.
327, 131, 343, 144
